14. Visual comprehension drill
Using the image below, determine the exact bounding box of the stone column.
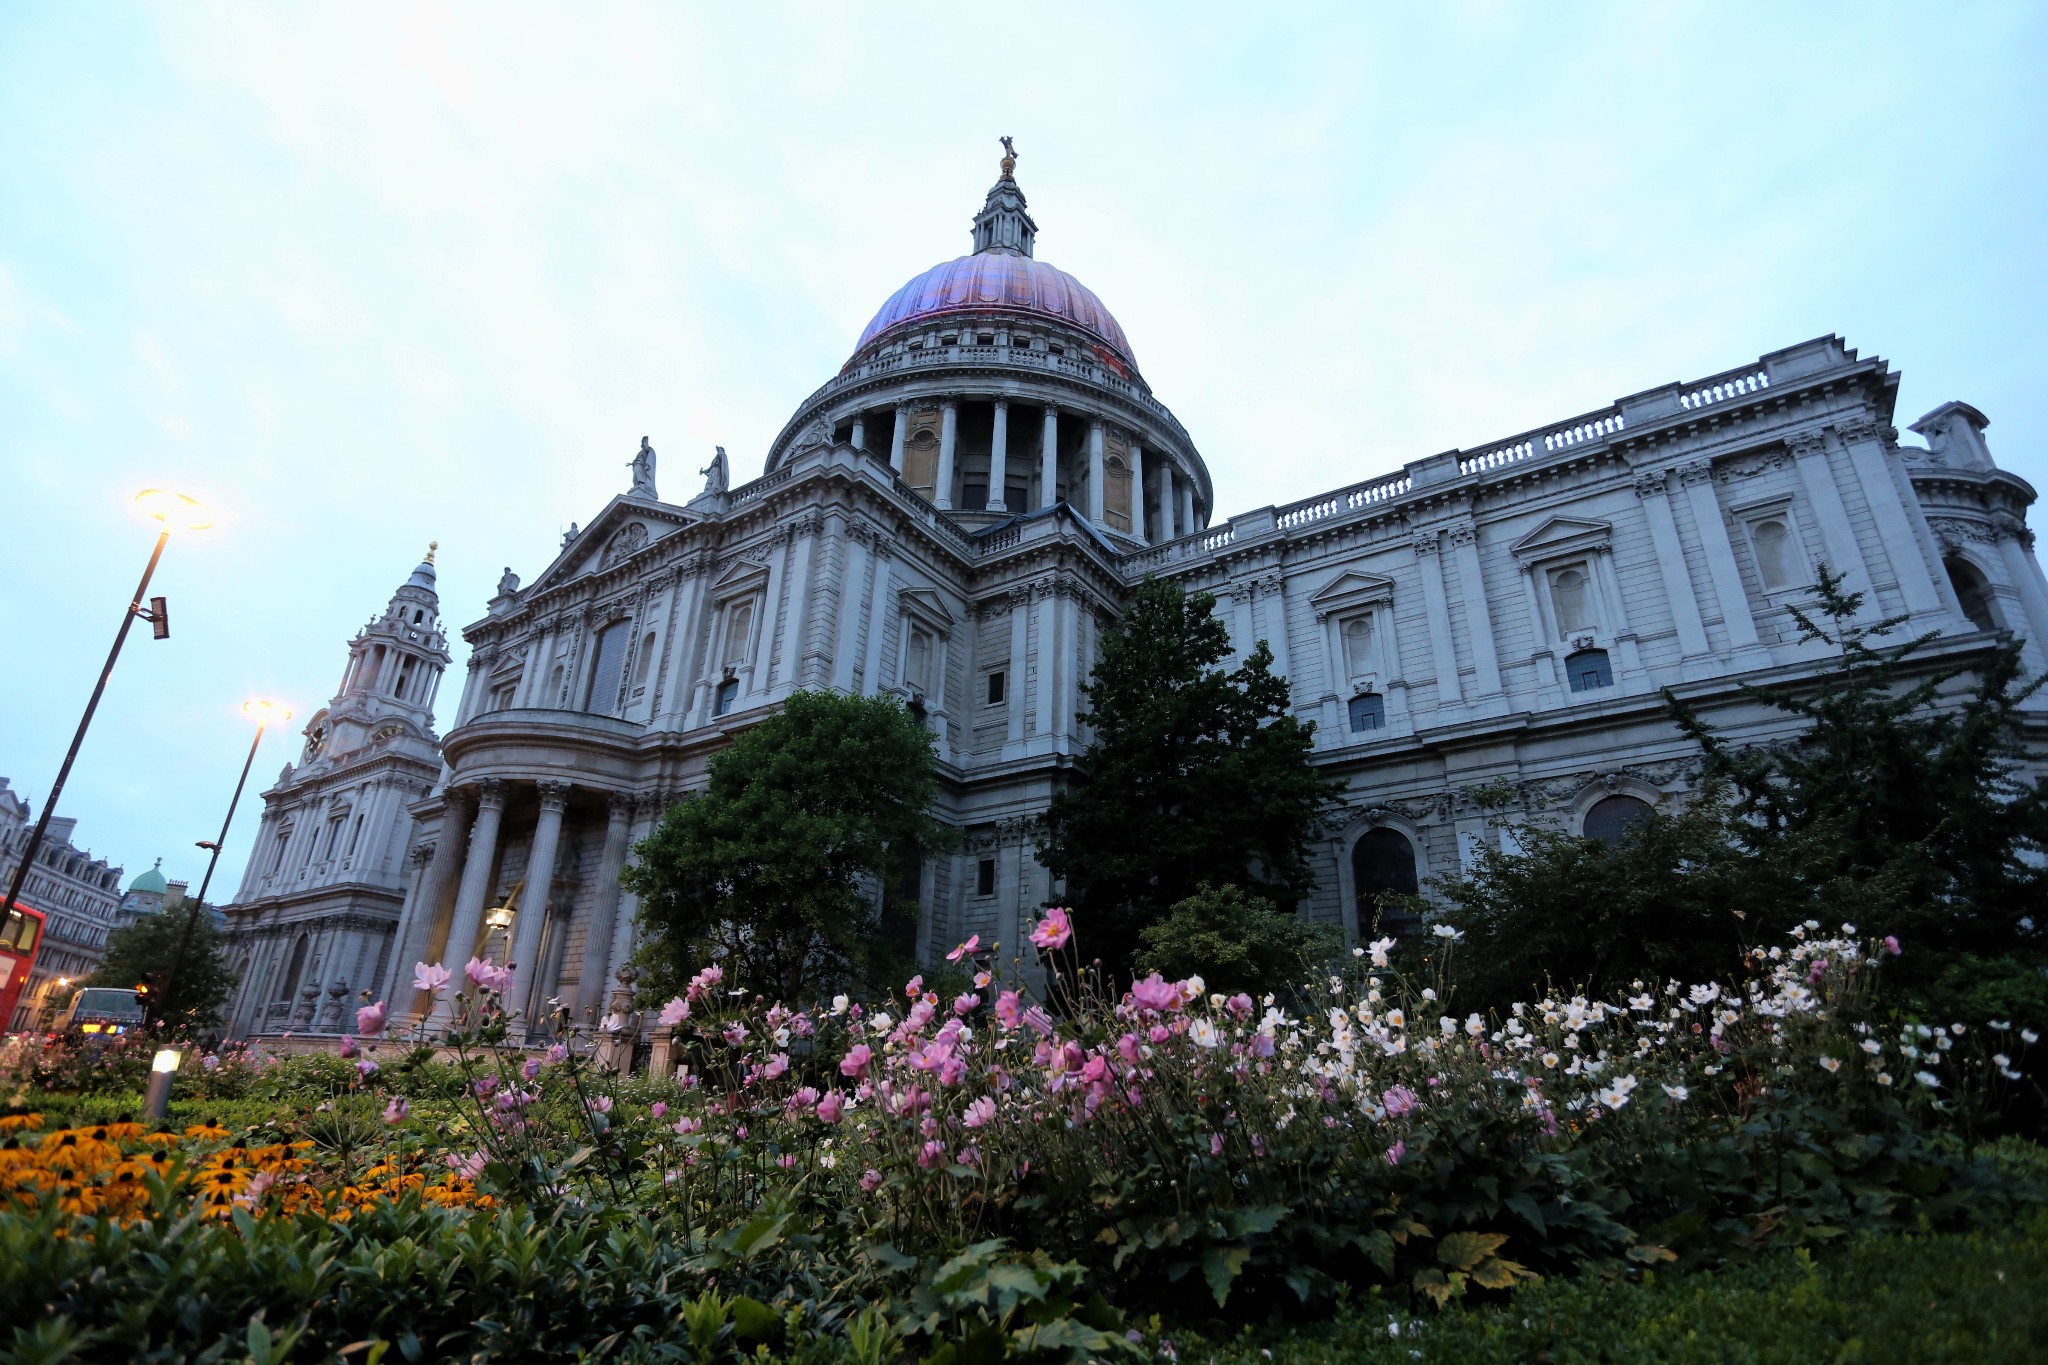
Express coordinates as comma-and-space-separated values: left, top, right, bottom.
936, 401, 958, 510
392, 790, 472, 1023
861, 541, 894, 690
1086, 420, 1106, 526
428, 780, 507, 1028
850, 414, 866, 453
1032, 583, 1057, 748
988, 399, 1009, 512
889, 405, 907, 473
1039, 407, 1058, 508
1158, 463, 1178, 540
1412, 529, 1463, 705
1634, 469, 1711, 657
380, 842, 436, 1001
1129, 444, 1147, 542
775, 518, 818, 690
1518, 564, 1562, 692
1836, 420, 1945, 618
604, 796, 665, 990
507, 781, 571, 1030
575, 793, 637, 1023
831, 527, 869, 693
1786, 433, 1875, 617
1179, 482, 1196, 534
1677, 460, 1762, 650
1445, 522, 1501, 696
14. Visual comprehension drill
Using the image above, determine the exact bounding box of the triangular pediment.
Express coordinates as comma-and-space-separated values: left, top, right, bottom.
709, 556, 771, 598
522, 495, 702, 596
898, 586, 957, 626
1309, 569, 1398, 608
1511, 515, 1611, 558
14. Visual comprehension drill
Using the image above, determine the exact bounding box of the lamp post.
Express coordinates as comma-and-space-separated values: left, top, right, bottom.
1, 490, 211, 923
155, 699, 290, 1028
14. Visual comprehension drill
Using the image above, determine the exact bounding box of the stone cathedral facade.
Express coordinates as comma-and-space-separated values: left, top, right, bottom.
222, 153, 2048, 1041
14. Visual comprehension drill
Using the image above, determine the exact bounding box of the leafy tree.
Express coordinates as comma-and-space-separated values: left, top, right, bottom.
1135, 883, 1342, 999
1667, 568, 2048, 1023
1434, 783, 1812, 1011
624, 690, 944, 1002
87, 901, 235, 1032
1437, 570, 2048, 1026
1039, 578, 1340, 974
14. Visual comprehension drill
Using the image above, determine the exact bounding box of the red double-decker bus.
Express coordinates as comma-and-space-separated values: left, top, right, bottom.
0, 901, 46, 1034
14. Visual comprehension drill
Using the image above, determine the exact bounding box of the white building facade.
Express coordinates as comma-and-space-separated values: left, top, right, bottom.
222, 156, 2048, 1040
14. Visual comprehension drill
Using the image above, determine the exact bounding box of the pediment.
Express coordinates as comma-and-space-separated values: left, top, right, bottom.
1510, 516, 1611, 559
522, 495, 702, 595
709, 556, 771, 598
1308, 569, 1398, 610
897, 586, 957, 627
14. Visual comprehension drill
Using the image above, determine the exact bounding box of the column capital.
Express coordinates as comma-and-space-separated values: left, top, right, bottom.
471, 778, 507, 810
536, 780, 572, 812
1631, 469, 1669, 499
992, 396, 1009, 412
1411, 528, 1441, 556
606, 790, 636, 819
1675, 459, 1715, 486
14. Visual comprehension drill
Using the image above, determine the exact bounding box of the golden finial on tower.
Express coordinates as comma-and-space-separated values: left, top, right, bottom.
425, 540, 438, 565
999, 135, 1017, 180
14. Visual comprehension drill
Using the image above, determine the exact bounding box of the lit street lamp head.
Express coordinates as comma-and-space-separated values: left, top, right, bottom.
134, 488, 213, 532
241, 698, 294, 725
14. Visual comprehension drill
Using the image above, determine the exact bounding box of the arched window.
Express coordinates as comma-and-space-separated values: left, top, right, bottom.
584, 622, 630, 714
1751, 518, 1794, 590
721, 600, 756, 667
277, 934, 309, 1002
905, 627, 934, 693
1352, 828, 1420, 931
1583, 795, 1653, 846
1565, 648, 1613, 692
1347, 692, 1385, 732
1550, 565, 1593, 633
1341, 615, 1373, 680
1946, 556, 1999, 632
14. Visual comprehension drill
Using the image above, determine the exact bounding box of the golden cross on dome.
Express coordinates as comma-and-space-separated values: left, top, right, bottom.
999, 135, 1017, 179
425, 540, 437, 564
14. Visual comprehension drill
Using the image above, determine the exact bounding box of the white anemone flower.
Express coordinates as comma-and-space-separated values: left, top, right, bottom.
1915, 1070, 1941, 1089
1189, 1018, 1222, 1049
1662, 1084, 1688, 1101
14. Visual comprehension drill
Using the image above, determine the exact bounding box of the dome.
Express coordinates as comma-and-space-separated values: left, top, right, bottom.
855, 254, 1136, 368
127, 859, 167, 895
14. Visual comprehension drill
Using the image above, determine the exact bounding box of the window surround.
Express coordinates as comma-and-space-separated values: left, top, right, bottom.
1727, 493, 1812, 598
892, 587, 956, 710
1510, 516, 1623, 652
702, 558, 771, 714
1335, 811, 1433, 941
1308, 570, 1400, 700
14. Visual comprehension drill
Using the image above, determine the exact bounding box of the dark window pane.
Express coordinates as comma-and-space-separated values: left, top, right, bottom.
1583, 795, 1653, 846
976, 859, 996, 897
714, 678, 739, 717
1347, 692, 1385, 732
585, 623, 630, 714
1565, 648, 1613, 692
987, 670, 1006, 705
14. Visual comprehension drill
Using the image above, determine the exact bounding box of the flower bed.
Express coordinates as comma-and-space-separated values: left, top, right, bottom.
3, 914, 2040, 1360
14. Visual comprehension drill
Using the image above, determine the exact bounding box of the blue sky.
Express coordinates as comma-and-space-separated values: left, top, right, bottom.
2, 2, 2044, 900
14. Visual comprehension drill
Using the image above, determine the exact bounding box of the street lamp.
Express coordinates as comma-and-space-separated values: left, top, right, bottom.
156, 698, 291, 1026
0, 489, 212, 923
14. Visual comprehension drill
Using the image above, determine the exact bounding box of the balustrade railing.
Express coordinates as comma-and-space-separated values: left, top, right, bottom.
1678, 368, 1770, 411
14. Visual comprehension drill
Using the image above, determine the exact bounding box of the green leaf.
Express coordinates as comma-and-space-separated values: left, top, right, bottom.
1437, 1231, 1509, 1272
1202, 1245, 1251, 1307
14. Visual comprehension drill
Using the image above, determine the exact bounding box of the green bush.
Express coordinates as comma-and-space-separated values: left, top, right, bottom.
1201, 1213, 2048, 1363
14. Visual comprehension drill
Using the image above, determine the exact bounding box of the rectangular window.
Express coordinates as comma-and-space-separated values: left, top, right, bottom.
585, 621, 630, 714
906, 627, 933, 693
722, 601, 755, 667
1347, 692, 1386, 732
713, 678, 739, 717
1565, 648, 1614, 692
962, 480, 989, 510
986, 670, 1006, 706
975, 858, 996, 897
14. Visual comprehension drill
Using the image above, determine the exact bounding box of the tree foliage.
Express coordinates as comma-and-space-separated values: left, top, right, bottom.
1439, 569, 2048, 1026
1040, 578, 1340, 975
624, 690, 944, 1002
86, 902, 235, 1032
1135, 883, 1342, 999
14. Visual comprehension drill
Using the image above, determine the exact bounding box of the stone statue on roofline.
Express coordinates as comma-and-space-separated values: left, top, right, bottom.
700, 446, 730, 495
628, 436, 658, 498
495, 566, 520, 598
